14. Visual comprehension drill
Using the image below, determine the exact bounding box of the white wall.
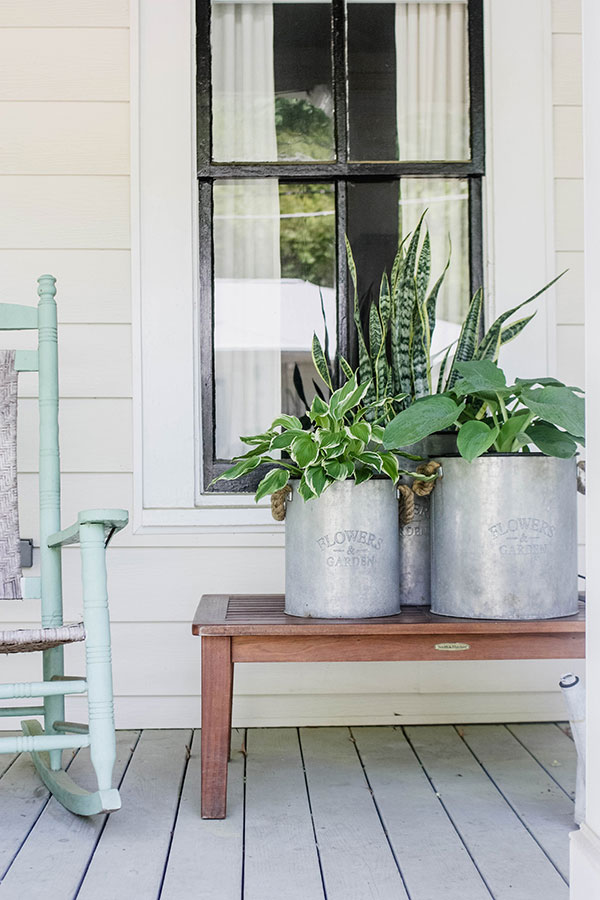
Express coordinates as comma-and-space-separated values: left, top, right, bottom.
0, 0, 586, 729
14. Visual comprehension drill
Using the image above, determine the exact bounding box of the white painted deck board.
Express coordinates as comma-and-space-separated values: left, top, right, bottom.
0, 725, 576, 899
300, 726, 409, 900
243, 727, 324, 900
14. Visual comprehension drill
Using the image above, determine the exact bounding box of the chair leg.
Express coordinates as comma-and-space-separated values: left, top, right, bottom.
43, 644, 65, 771
80, 522, 117, 794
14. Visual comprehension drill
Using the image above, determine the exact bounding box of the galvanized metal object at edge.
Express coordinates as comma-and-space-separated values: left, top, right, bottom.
284, 479, 401, 618
431, 454, 579, 620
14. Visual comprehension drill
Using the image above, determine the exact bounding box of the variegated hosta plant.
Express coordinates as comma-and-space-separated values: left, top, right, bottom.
211, 370, 436, 503
349, 213, 564, 418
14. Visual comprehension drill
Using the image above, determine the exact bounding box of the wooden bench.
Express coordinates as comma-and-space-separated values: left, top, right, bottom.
192, 594, 585, 818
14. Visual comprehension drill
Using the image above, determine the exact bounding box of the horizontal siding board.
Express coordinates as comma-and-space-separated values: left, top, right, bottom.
0, 250, 131, 323
553, 106, 583, 178
555, 251, 584, 323
554, 179, 584, 251
552, 33, 583, 105
552, 0, 582, 33
17, 398, 132, 472
0, 103, 129, 174
0, 176, 129, 249
0, 1, 129, 27
0, 28, 128, 101
557, 324, 585, 388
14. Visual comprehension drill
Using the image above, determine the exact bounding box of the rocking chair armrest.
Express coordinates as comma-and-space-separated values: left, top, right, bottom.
47, 509, 129, 548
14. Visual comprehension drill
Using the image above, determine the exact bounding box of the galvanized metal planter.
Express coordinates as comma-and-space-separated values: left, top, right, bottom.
431, 454, 579, 620
285, 479, 401, 618
398, 432, 457, 606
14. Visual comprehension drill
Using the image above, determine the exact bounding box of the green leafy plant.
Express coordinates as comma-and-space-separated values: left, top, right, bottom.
383, 359, 585, 463
212, 365, 437, 502
349, 214, 564, 418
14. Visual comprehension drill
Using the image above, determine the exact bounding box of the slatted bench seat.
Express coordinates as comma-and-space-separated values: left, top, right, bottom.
192, 594, 585, 818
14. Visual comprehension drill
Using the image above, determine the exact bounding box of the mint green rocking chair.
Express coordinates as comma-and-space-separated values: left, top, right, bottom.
0, 275, 128, 815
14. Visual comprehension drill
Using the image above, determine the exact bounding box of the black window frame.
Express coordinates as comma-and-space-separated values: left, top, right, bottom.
197, 0, 485, 493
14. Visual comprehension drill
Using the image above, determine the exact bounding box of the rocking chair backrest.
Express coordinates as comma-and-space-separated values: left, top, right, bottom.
0, 275, 62, 617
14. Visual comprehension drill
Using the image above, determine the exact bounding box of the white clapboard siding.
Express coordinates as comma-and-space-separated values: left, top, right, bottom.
0, 1, 129, 27
552, 0, 582, 33
557, 325, 586, 389
552, 33, 583, 105
0, 250, 131, 323
0, 29, 129, 102
9, 324, 132, 398
17, 399, 132, 473
555, 252, 584, 323
555, 179, 585, 251
554, 106, 583, 178
0, 103, 129, 175
0, 177, 129, 250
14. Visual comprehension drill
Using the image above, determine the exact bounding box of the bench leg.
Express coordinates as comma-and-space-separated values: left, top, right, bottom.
201, 636, 233, 819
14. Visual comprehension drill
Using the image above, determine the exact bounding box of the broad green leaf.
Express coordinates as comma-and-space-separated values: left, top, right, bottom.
354, 466, 373, 485
379, 451, 400, 482
452, 359, 508, 396
329, 373, 358, 420
309, 394, 329, 420
254, 467, 290, 502
323, 458, 354, 481
291, 434, 319, 468
520, 385, 585, 437
311, 333, 333, 391
356, 451, 383, 472
383, 395, 463, 449
457, 420, 500, 462
305, 464, 328, 496
446, 288, 483, 388
240, 432, 273, 445
336, 380, 370, 419
270, 429, 304, 450
318, 429, 345, 449
348, 422, 371, 445
297, 474, 317, 501
271, 414, 302, 431
216, 455, 262, 481
371, 424, 385, 443
526, 421, 578, 458
496, 413, 532, 452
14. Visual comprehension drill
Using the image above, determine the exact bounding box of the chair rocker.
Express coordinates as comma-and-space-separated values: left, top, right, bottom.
0, 275, 127, 815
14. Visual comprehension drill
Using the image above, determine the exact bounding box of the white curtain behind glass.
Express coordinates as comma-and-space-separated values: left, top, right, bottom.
396, 1, 469, 325
212, 2, 281, 459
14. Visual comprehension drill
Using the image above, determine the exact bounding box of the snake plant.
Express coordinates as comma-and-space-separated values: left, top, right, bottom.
348, 213, 564, 419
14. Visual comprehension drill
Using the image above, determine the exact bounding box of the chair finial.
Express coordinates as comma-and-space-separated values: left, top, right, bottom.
37, 275, 56, 298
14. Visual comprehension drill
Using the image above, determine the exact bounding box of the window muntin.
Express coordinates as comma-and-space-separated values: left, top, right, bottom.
198, 0, 484, 492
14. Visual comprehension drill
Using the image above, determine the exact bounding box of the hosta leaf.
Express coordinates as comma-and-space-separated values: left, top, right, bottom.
240, 432, 273, 445
371, 424, 385, 443
312, 333, 333, 391
457, 420, 500, 462
354, 466, 373, 485
270, 429, 304, 450
297, 474, 317, 501
446, 288, 483, 388
379, 451, 400, 482
254, 467, 290, 502
318, 429, 345, 449
309, 394, 329, 420
329, 373, 358, 420
348, 422, 371, 445
323, 458, 354, 481
218, 455, 263, 481
291, 433, 319, 467
305, 464, 328, 496
526, 421, 578, 458
357, 451, 383, 472
383, 395, 463, 449
520, 385, 585, 437
337, 380, 370, 420
271, 414, 302, 431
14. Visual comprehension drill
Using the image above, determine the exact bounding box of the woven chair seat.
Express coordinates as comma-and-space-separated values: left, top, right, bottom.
0, 623, 86, 654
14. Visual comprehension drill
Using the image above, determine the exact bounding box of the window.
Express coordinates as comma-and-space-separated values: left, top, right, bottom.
197, 0, 485, 492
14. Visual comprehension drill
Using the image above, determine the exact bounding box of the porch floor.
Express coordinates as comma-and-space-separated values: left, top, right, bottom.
0, 723, 576, 900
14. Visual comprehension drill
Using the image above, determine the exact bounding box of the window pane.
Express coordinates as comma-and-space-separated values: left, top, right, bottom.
213, 180, 336, 459
347, 178, 469, 357
211, 2, 335, 163
347, 1, 470, 161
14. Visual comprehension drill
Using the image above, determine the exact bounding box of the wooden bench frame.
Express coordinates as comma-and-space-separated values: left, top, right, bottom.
192, 594, 585, 819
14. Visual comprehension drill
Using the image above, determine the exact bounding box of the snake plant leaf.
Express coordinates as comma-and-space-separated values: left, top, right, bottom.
305, 464, 329, 496
445, 288, 483, 389
496, 413, 532, 452
499, 313, 537, 348
379, 272, 391, 332
526, 421, 579, 458
452, 360, 509, 397
383, 394, 463, 449
457, 420, 500, 462
436, 342, 454, 394
291, 433, 319, 467
318, 287, 331, 372
254, 467, 290, 502
271, 414, 303, 431
415, 228, 431, 309
339, 356, 354, 381
354, 466, 373, 485
391, 220, 423, 401
411, 299, 429, 398
519, 384, 585, 437
292, 363, 309, 414
390, 233, 409, 296
346, 236, 372, 388
217, 455, 263, 481
323, 458, 354, 481
270, 429, 304, 450
426, 251, 451, 347
312, 333, 333, 392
